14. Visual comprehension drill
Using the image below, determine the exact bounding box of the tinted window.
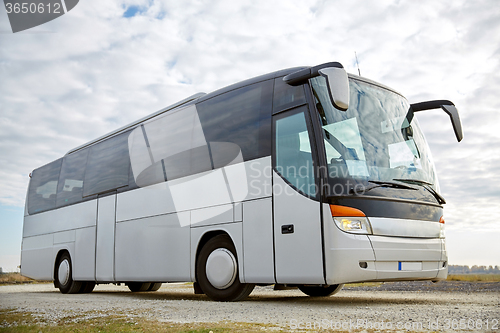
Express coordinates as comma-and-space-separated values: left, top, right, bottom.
163, 145, 212, 180
56, 148, 89, 207
273, 78, 306, 113
128, 105, 212, 187
83, 132, 130, 197
28, 158, 62, 214
197, 80, 273, 163
275, 107, 316, 197
127, 163, 138, 191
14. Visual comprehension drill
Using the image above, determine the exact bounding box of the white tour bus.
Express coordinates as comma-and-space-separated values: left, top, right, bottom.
21, 62, 463, 301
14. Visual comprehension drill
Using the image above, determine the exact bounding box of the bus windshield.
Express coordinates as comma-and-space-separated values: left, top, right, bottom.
310, 76, 439, 196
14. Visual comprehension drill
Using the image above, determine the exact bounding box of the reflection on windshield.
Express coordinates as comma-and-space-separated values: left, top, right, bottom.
311, 76, 439, 195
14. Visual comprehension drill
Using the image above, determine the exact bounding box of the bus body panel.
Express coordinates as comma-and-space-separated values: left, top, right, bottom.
273, 172, 324, 284
369, 235, 443, 280
115, 211, 191, 282
23, 199, 97, 238
242, 197, 274, 283
116, 182, 182, 223
115, 169, 233, 225
436, 238, 448, 279
115, 157, 272, 224
369, 235, 443, 261
369, 217, 441, 238
53, 229, 76, 244
21, 200, 97, 280
73, 226, 96, 280
20, 233, 54, 280
95, 195, 116, 282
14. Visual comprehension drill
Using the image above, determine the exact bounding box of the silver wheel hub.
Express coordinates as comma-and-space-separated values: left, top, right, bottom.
58, 259, 70, 286
205, 248, 237, 289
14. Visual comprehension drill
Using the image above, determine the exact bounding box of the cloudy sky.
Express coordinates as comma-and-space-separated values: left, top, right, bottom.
1, 0, 499, 271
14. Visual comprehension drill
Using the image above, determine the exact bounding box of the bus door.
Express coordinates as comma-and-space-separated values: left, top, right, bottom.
272, 106, 325, 284
95, 192, 116, 282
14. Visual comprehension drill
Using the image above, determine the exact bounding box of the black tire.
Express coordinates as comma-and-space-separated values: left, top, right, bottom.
298, 284, 344, 297
56, 253, 82, 294
147, 283, 162, 291
79, 282, 96, 293
127, 282, 151, 292
196, 234, 254, 301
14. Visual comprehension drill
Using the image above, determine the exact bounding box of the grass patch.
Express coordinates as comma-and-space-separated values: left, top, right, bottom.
0, 309, 283, 333
0, 273, 39, 285
447, 274, 500, 282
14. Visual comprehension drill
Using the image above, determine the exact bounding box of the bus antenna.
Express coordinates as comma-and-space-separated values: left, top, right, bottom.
355, 51, 361, 76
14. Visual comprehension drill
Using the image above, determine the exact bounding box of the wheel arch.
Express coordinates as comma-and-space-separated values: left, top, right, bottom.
191, 224, 245, 283
195, 230, 230, 262
52, 248, 72, 288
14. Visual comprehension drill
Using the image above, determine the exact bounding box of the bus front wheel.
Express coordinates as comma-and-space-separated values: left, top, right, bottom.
298, 284, 344, 297
147, 283, 162, 291
196, 234, 255, 301
80, 281, 96, 293
127, 282, 151, 292
56, 253, 82, 294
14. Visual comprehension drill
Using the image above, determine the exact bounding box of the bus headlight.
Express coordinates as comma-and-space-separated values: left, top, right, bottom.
334, 217, 373, 235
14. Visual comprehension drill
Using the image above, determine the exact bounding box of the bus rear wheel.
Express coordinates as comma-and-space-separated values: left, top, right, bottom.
298, 284, 344, 297
196, 234, 254, 301
56, 253, 82, 294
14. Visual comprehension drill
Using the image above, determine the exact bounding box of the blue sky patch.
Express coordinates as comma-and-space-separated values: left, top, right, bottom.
123, 5, 145, 18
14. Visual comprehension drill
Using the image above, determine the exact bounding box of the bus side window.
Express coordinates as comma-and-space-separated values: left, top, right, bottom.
127, 105, 213, 187
27, 158, 63, 214
196, 80, 273, 165
83, 131, 131, 197
56, 148, 89, 207
275, 108, 316, 197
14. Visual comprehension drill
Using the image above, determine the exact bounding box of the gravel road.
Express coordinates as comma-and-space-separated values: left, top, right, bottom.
1, 281, 499, 331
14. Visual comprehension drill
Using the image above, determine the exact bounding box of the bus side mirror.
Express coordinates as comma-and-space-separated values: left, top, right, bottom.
411, 100, 464, 142
318, 67, 350, 111
283, 62, 350, 111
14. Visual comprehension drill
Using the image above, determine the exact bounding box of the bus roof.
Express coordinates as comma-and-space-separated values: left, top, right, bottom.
196, 67, 306, 103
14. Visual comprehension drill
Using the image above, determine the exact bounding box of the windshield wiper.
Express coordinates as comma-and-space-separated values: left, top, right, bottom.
392, 178, 446, 204
349, 180, 418, 195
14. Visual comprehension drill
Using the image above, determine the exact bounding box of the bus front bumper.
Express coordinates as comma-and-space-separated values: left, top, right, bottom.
324, 216, 448, 285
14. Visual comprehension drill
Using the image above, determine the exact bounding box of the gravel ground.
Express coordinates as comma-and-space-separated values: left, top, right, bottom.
1, 281, 499, 331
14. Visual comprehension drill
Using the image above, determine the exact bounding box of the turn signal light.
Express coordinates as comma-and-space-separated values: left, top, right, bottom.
329, 205, 366, 217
